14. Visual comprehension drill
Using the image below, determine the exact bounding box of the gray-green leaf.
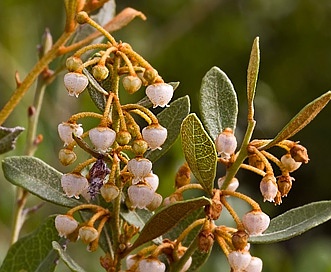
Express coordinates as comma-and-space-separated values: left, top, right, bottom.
2, 156, 82, 208
247, 37, 260, 120
145, 95, 190, 162
52, 241, 86, 272
128, 197, 211, 253
0, 216, 62, 272
261, 91, 331, 150
199, 66, 238, 140
249, 201, 331, 244
0, 126, 24, 154
181, 113, 217, 194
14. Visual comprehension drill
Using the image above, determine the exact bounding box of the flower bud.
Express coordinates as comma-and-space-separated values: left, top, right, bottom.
55, 214, 79, 237
100, 183, 119, 202
146, 193, 163, 211
142, 124, 168, 150
260, 174, 278, 202
58, 122, 83, 146
175, 163, 191, 188
144, 172, 159, 191
89, 126, 116, 152
58, 148, 77, 166
116, 130, 132, 146
232, 230, 249, 251
290, 144, 309, 163
228, 250, 251, 271
146, 83, 174, 108
122, 75, 142, 94
143, 68, 159, 84
66, 56, 83, 72
244, 256, 263, 272
277, 175, 294, 197
128, 184, 154, 209
79, 226, 99, 243
218, 177, 239, 192
92, 64, 109, 81
64, 72, 88, 97
198, 229, 214, 253
127, 158, 152, 181
138, 258, 166, 272
132, 139, 148, 156
215, 128, 237, 159
242, 210, 270, 236
248, 154, 265, 171
61, 173, 88, 199
281, 154, 302, 172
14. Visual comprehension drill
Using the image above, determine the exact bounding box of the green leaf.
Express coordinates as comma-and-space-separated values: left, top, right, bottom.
247, 37, 260, 120
249, 201, 331, 244
164, 208, 205, 245
52, 241, 86, 272
2, 156, 82, 208
188, 247, 212, 272
164, 209, 210, 272
145, 96, 190, 162
84, 68, 108, 112
0, 216, 62, 272
0, 126, 24, 154
262, 91, 331, 150
181, 113, 217, 194
199, 66, 238, 140
129, 197, 211, 252
120, 206, 154, 231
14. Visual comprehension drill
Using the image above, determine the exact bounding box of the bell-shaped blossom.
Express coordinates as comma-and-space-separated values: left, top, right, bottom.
64, 72, 88, 97
146, 83, 173, 108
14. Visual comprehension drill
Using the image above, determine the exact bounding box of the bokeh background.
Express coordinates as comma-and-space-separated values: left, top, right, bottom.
1, 0, 331, 271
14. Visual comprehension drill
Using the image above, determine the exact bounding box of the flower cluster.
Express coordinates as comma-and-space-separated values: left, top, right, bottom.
55, 10, 174, 256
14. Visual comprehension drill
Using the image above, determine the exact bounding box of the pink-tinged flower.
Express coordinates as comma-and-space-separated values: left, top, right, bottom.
55, 214, 78, 238
64, 72, 88, 97
58, 122, 83, 146
242, 210, 270, 236
146, 83, 174, 108
215, 128, 237, 159
142, 124, 168, 150
89, 126, 116, 152
61, 173, 88, 199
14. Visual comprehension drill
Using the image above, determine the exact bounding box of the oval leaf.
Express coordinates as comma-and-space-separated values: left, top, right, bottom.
145, 96, 190, 162
181, 113, 217, 194
0, 216, 62, 272
0, 126, 24, 154
2, 156, 82, 208
199, 66, 238, 140
262, 91, 331, 150
249, 201, 331, 244
129, 197, 211, 252
52, 241, 86, 272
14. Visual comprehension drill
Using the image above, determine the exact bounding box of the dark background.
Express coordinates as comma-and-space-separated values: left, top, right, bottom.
0, 0, 331, 271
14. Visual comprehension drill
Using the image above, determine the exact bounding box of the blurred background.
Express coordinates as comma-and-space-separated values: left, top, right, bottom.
1, 0, 331, 271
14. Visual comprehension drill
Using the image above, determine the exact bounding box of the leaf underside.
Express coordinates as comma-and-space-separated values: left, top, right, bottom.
262, 91, 331, 150
181, 113, 217, 194
249, 200, 331, 244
